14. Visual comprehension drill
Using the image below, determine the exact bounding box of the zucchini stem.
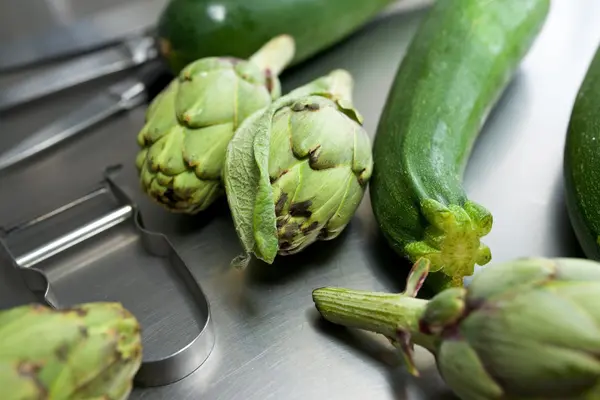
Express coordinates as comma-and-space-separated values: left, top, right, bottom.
405, 199, 492, 286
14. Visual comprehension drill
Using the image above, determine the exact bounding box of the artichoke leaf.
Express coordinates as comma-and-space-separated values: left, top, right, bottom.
224, 71, 357, 266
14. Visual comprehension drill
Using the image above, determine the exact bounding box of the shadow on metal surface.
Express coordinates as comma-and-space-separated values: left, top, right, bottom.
364, 229, 415, 290
309, 310, 457, 400
245, 226, 353, 285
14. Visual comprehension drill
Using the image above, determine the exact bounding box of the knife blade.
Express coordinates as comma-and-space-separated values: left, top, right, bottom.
0, 0, 167, 71
0, 78, 147, 173
0, 35, 158, 112
0, 61, 172, 173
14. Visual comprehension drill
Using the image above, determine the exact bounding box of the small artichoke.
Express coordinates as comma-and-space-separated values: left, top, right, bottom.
223, 69, 373, 266
136, 35, 295, 214
313, 257, 600, 400
0, 302, 142, 400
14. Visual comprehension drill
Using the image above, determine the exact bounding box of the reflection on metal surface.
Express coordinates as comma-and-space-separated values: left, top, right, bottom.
17, 204, 133, 268
0, 0, 167, 71
46, 231, 138, 282
0, 36, 157, 112
0, 76, 149, 173
0, 166, 215, 387
1, 0, 600, 399
45, 0, 75, 25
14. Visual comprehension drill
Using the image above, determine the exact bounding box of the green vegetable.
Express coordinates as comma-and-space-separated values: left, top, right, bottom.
564, 45, 600, 260
0, 302, 142, 400
369, 0, 550, 289
136, 35, 295, 214
313, 257, 600, 400
224, 69, 373, 266
157, 0, 397, 74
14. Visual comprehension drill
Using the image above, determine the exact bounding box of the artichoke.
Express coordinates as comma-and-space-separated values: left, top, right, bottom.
136, 35, 295, 214
313, 257, 600, 400
0, 302, 142, 400
223, 69, 373, 266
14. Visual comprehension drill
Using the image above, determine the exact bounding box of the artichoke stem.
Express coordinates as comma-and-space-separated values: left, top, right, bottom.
312, 287, 436, 352
325, 69, 354, 104
250, 34, 296, 76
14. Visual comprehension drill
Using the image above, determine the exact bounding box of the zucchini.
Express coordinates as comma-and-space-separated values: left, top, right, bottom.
564, 45, 600, 260
370, 0, 550, 288
157, 0, 396, 74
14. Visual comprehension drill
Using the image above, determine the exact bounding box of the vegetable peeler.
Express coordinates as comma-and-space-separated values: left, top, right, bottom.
0, 165, 215, 387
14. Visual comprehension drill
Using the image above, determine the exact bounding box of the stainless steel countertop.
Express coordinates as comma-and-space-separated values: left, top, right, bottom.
1, 1, 600, 399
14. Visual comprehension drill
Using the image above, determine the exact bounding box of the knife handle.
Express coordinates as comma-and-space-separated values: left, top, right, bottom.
0, 36, 157, 113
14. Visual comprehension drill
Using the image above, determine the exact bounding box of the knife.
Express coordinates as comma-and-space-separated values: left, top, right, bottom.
0, 35, 158, 112
0, 62, 172, 173
0, 0, 168, 72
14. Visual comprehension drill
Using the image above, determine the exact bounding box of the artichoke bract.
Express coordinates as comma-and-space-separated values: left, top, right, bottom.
0, 302, 142, 400
313, 257, 600, 400
136, 35, 295, 214
223, 69, 373, 266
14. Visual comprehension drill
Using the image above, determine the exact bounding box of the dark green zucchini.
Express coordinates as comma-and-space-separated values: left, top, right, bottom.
157, 0, 396, 74
370, 0, 550, 288
564, 45, 600, 260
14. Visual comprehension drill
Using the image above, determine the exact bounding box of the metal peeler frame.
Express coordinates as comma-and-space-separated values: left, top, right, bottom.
0, 164, 215, 387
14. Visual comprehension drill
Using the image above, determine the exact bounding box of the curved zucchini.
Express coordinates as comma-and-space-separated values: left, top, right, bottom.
564, 45, 600, 260
370, 0, 550, 288
157, 0, 396, 74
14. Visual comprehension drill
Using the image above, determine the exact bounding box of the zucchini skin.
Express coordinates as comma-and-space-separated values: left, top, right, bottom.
157, 0, 395, 74
564, 45, 600, 260
370, 0, 550, 287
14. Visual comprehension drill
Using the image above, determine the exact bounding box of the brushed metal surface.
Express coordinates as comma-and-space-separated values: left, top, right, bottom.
1, 1, 600, 399
1, 173, 216, 387
0, 76, 149, 173
0, 0, 166, 70
0, 36, 157, 111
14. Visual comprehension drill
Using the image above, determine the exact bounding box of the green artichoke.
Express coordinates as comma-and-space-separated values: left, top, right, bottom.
136, 35, 295, 214
223, 69, 373, 266
0, 302, 142, 400
313, 257, 600, 400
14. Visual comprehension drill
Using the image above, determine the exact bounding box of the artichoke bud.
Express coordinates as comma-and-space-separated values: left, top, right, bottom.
224, 69, 374, 265
419, 287, 466, 336
0, 302, 142, 400
313, 257, 600, 400
135, 35, 295, 214
270, 94, 372, 255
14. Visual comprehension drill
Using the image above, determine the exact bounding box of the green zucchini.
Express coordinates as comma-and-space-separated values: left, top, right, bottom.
564, 45, 600, 260
157, 0, 396, 74
370, 0, 550, 288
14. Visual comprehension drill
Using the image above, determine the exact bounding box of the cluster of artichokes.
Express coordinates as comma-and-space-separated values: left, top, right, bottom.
0, 34, 376, 400
135, 34, 374, 265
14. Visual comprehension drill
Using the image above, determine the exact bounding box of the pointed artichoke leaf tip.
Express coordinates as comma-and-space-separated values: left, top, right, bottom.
404, 258, 431, 297
249, 34, 296, 77
231, 253, 252, 270
390, 331, 420, 377
337, 99, 364, 125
